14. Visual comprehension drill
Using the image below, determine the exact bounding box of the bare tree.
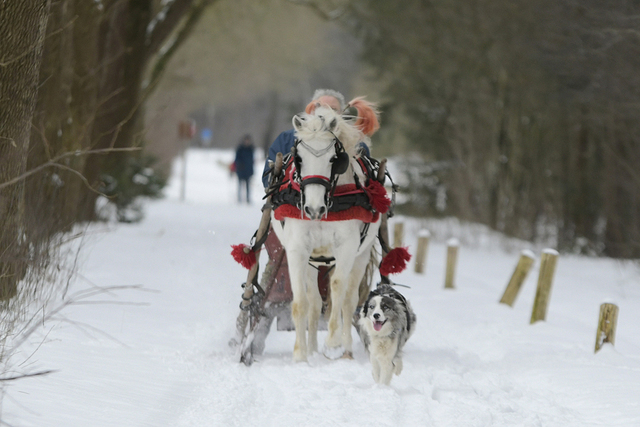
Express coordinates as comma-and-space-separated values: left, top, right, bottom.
0, 0, 51, 300
342, 0, 640, 257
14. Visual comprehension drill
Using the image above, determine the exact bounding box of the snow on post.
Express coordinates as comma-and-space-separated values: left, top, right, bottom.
595, 302, 619, 353
414, 229, 431, 274
530, 248, 559, 324
499, 250, 535, 307
393, 221, 404, 248
444, 238, 459, 289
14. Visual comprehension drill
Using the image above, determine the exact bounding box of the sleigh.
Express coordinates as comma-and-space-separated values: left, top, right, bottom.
230, 151, 407, 365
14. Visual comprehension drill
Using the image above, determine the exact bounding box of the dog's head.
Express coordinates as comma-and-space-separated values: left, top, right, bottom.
361, 294, 399, 334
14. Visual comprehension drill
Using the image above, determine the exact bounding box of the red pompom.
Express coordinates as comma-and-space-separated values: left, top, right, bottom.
365, 180, 391, 214
231, 244, 256, 269
379, 247, 411, 276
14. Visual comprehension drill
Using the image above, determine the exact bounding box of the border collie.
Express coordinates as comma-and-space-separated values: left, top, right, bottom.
358, 284, 416, 385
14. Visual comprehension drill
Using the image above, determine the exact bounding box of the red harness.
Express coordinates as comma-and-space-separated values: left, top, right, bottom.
272, 161, 382, 223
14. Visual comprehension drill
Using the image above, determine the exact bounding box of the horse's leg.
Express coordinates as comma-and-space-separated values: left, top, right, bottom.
306, 264, 322, 354
340, 250, 370, 357
323, 223, 361, 358
288, 250, 311, 362
323, 265, 346, 357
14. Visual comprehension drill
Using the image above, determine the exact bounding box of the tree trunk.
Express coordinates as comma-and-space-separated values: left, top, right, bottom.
0, 0, 51, 299
25, 0, 101, 243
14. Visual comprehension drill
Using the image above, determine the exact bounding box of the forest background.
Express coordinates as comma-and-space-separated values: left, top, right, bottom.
1, 0, 639, 393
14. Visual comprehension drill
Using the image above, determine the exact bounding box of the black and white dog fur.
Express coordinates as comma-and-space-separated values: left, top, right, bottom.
358, 284, 416, 385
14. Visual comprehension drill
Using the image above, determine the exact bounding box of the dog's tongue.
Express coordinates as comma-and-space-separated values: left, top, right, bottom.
373, 321, 384, 332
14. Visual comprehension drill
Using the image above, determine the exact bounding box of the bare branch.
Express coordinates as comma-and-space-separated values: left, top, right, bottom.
0, 16, 78, 67
0, 147, 141, 192
143, 0, 220, 101
146, 0, 196, 56
0, 370, 56, 382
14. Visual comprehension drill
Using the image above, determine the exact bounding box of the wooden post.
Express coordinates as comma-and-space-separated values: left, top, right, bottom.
499, 250, 535, 307
530, 249, 559, 324
393, 221, 404, 248
414, 229, 430, 274
444, 238, 459, 289
595, 303, 619, 353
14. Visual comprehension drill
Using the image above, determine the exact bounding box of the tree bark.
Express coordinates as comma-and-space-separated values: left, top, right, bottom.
0, 0, 51, 299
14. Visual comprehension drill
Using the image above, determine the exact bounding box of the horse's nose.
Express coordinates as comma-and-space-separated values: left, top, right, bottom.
304, 205, 326, 220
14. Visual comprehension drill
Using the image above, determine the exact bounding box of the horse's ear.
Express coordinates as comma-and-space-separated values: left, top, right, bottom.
292, 115, 303, 131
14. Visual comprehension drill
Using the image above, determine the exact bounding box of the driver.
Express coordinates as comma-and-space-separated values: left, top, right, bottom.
262, 89, 378, 187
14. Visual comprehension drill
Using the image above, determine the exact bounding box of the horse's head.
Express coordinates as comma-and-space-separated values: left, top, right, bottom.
292, 107, 351, 220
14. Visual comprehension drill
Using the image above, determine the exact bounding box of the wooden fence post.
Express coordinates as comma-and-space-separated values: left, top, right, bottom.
530, 249, 559, 324
393, 221, 404, 248
499, 250, 535, 307
444, 238, 459, 289
595, 303, 619, 353
414, 229, 431, 274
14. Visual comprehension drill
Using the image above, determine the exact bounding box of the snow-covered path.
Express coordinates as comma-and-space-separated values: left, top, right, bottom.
4, 149, 640, 426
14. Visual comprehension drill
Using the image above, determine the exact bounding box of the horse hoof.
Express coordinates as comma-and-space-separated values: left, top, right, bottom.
293, 351, 308, 363
341, 351, 354, 360
322, 345, 345, 360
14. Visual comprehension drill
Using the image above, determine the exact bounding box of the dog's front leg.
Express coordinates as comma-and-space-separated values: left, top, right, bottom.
370, 354, 381, 383
378, 359, 394, 385
392, 356, 403, 376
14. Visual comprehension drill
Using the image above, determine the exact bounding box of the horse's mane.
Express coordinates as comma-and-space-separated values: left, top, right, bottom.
295, 107, 364, 159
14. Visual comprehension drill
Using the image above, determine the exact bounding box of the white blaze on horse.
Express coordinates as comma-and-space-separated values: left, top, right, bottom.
270, 107, 382, 362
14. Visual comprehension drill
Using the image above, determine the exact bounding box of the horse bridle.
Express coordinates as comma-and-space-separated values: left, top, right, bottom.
293, 132, 350, 211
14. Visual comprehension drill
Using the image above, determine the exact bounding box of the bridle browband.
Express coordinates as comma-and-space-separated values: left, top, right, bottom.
293, 131, 350, 215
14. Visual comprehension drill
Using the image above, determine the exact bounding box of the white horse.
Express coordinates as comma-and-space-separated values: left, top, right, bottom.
271, 107, 382, 362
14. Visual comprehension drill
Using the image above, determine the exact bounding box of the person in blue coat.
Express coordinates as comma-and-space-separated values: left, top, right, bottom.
262, 89, 374, 187
234, 134, 255, 203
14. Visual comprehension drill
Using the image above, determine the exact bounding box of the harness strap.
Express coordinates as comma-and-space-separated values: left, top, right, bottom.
360, 222, 371, 247
300, 175, 331, 190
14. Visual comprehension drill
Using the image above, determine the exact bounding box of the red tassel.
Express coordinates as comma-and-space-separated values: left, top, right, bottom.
231, 244, 256, 269
365, 180, 391, 214
380, 247, 411, 276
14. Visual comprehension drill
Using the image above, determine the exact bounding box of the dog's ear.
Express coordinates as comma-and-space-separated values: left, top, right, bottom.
381, 296, 397, 312
362, 299, 370, 317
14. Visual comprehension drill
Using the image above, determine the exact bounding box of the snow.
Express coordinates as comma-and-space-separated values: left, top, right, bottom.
4, 148, 640, 426
418, 229, 431, 238
447, 237, 460, 247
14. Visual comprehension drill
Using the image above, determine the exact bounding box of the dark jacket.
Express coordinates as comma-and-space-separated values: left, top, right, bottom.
261, 129, 372, 187
262, 129, 296, 186
235, 144, 255, 180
